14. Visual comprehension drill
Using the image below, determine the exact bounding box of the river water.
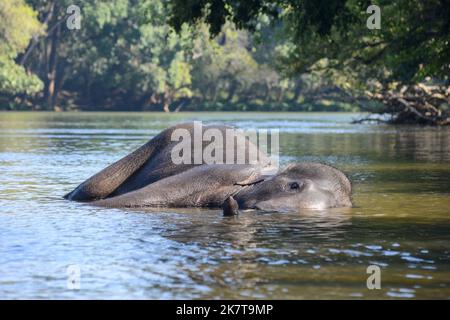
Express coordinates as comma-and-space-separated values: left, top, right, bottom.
0, 112, 449, 299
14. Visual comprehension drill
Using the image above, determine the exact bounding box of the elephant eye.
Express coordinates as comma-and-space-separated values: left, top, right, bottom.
289, 182, 302, 190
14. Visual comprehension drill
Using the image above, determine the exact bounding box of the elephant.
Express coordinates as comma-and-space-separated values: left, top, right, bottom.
64, 122, 352, 214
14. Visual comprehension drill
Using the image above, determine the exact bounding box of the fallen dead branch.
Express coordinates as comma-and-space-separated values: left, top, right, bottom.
353, 84, 450, 125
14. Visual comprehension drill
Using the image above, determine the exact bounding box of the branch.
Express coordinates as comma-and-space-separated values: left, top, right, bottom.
351, 117, 389, 124
19, 1, 56, 65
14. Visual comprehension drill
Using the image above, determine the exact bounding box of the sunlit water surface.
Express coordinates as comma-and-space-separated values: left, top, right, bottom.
0, 112, 449, 299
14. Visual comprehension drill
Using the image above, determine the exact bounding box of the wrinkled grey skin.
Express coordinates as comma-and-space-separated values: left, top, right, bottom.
65, 123, 352, 212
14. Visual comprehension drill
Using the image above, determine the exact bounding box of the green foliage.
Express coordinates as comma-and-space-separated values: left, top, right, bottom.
0, 0, 43, 95
0, 0, 43, 56
0, 57, 43, 95
26, 0, 197, 110
4, 0, 420, 112
169, 0, 450, 86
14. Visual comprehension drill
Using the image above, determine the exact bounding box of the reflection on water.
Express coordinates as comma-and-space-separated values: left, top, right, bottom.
0, 112, 449, 299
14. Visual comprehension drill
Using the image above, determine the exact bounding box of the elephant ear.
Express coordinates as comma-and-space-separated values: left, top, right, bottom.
234, 164, 278, 186
234, 175, 264, 186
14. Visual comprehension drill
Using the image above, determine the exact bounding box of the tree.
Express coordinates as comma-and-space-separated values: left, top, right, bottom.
16, 0, 196, 111
0, 0, 43, 101
1, 0, 370, 112
168, 0, 450, 124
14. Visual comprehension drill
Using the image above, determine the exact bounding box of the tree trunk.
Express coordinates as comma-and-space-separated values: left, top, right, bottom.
291, 80, 303, 102
163, 103, 170, 112
163, 91, 171, 112
227, 81, 237, 102
43, 5, 61, 110
264, 83, 271, 101
19, 1, 56, 66
54, 63, 66, 110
